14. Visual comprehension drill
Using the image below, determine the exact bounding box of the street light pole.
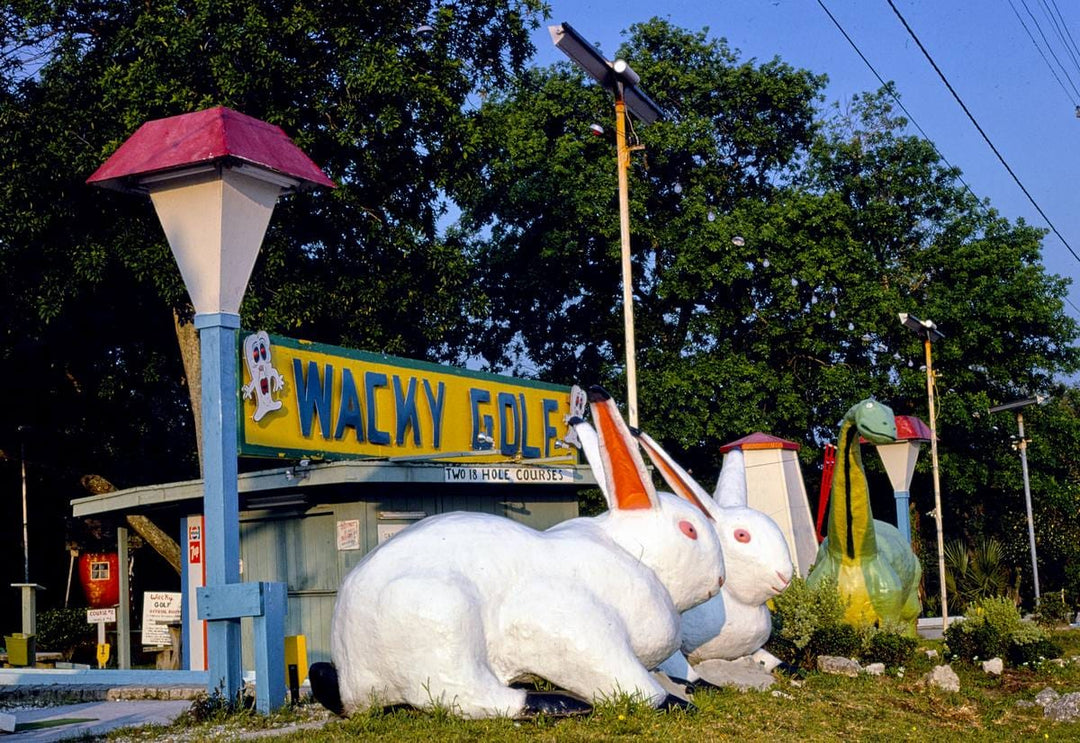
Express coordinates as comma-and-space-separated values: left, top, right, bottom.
989, 395, 1047, 603
550, 22, 663, 427
614, 91, 638, 426
900, 312, 949, 630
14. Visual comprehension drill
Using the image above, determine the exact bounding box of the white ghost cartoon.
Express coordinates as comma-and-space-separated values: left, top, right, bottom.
242, 331, 286, 422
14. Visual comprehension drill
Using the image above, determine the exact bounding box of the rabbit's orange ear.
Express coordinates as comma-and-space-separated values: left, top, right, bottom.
588, 386, 657, 511
635, 431, 716, 521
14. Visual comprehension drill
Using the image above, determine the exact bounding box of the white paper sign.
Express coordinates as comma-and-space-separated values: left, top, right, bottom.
86, 607, 116, 624
141, 591, 182, 646
337, 519, 361, 551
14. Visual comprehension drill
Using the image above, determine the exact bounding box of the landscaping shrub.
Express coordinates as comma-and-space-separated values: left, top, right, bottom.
1034, 591, 1072, 628
1007, 622, 1061, 667
768, 575, 848, 667
861, 627, 917, 668
810, 623, 861, 659
35, 607, 96, 658
944, 595, 1060, 666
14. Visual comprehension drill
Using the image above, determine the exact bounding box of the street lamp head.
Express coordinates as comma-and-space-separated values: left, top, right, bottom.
988, 395, 1049, 414
898, 312, 945, 342
549, 22, 664, 124
612, 59, 640, 86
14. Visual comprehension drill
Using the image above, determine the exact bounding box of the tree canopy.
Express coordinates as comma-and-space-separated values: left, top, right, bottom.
452, 19, 1080, 606
1, 7, 1079, 618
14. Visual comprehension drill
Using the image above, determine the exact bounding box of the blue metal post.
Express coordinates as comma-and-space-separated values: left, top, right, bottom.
894, 490, 912, 544
196, 311, 243, 702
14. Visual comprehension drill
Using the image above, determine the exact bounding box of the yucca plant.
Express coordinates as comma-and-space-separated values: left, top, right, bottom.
944, 536, 1018, 612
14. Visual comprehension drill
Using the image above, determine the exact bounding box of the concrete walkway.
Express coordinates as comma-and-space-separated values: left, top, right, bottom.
0, 669, 208, 741
2, 699, 192, 741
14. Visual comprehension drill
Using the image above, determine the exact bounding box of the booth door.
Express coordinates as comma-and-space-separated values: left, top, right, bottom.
239, 510, 338, 666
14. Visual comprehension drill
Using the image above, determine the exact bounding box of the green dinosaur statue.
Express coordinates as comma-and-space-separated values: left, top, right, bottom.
808, 399, 922, 635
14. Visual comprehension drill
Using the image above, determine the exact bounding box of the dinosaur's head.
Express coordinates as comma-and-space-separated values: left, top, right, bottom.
845, 398, 897, 445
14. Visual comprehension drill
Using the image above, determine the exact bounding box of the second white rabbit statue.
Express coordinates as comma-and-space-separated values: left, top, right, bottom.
632, 432, 794, 678
310, 386, 724, 719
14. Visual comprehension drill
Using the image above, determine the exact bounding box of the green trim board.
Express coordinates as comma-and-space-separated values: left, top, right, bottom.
71, 460, 596, 517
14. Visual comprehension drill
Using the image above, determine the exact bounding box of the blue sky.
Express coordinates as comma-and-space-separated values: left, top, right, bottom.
530, 0, 1080, 325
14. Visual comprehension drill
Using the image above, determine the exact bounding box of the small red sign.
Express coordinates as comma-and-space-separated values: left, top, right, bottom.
189, 541, 202, 564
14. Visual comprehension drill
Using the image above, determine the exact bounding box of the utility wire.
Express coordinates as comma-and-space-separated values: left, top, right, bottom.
1046, 0, 1080, 68
1008, 0, 1080, 106
886, 0, 1080, 266
1036, 0, 1080, 81
1018, 0, 1080, 99
814, 0, 981, 206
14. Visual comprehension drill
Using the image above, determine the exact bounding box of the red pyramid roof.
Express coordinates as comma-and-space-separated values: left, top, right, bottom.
87, 106, 334, 191
894, 414, 932, 441
720, 432, 800, 453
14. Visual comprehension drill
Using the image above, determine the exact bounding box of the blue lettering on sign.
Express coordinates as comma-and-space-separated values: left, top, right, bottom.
293, 360, 333, 439
470, 388, 493, 450
394, 376, 420, 446
423, 379, 445, 449
519, 393, 541, 459
497, 392, 520, 456
335, 368, 364, 441
542, 398, 560, 457
365, 371, 390, 445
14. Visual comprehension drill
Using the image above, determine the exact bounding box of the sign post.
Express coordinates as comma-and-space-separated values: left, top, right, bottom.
86, 607, 116, 668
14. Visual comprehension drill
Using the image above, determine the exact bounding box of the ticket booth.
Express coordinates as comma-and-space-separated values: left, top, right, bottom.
71, 332, 595, 670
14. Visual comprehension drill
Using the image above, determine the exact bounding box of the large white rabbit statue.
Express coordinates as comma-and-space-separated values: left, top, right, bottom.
309, 386, 724, 719
616, 431, 793, 679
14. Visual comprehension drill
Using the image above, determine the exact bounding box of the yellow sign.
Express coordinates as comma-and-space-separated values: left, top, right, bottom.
238, 333, 576, 463
97, 642, 111, 669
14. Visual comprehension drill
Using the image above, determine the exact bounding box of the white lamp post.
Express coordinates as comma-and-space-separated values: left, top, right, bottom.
875, 414, 931, 544
899, 311, 949, 630
550, 22, 663, 428
89, 107, 332, 707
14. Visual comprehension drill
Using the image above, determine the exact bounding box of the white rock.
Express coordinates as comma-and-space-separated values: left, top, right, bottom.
817, 655, 861, 678
1035, 687, 1061, 707
863, 663, 885, 676
923, 664, 960, 692
0, 712, 15, 733
981, 657, 1003, 675
694, 657, 776, 692
1045, 692, 1080, 722
924, 649, 939, 660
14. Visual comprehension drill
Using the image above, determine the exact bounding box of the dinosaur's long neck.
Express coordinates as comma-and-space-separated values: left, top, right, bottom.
828, 418, 877, 563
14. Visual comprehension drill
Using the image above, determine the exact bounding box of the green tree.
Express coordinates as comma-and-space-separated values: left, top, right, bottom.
455, 20, 1080, 609
0, 0, 547, 630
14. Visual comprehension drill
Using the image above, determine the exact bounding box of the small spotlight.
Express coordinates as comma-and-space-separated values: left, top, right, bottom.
413, 24, 434, 37
731, 235, 745, 246
589, 123, 604, 136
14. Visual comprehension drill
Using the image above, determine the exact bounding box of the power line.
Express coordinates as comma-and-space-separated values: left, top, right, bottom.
814, 0, 982, 207
1037, 0, 1080, 81
1018, 0, 1080, 99
1008, 0, 1080, 107
886, 0, 1080, 267
1046, 0, 1080, 68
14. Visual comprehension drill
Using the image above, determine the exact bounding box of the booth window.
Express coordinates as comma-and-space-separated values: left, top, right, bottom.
91, 561, 111, 581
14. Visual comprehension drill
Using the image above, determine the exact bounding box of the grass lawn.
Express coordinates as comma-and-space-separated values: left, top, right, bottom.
111, 631, 1080, 741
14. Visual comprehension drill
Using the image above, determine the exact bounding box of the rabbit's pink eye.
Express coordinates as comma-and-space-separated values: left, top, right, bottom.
734, 529, 751, 543
679, 520, 698, 540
